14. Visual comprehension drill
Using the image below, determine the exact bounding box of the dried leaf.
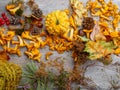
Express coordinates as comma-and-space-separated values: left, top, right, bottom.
84, 41, 116, 60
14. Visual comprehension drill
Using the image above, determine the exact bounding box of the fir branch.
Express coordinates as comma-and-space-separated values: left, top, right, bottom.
55, 71, 70, 90
22, 61, 55, 90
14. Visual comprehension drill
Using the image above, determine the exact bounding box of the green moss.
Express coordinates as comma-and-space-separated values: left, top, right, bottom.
0, 61, 22, 90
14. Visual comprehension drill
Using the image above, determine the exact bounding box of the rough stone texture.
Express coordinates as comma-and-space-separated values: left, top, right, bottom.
0, 0, 120, 90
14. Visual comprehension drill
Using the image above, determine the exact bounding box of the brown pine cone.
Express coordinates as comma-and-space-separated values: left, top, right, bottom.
73, 41, 85, 52
9, 16, 20, 25
32, 9, 43, 19
31, 26, 41, 35
27, 0, 35, 7
82, 17, 95, 30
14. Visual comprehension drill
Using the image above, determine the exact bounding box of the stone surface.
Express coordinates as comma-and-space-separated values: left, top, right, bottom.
0, 0, 120, 90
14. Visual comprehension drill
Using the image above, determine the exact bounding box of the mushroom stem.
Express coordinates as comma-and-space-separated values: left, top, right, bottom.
70, 28, 74, 40
9, 3, 22, 15
7, 41, 10, 48
83, 29, 92, 38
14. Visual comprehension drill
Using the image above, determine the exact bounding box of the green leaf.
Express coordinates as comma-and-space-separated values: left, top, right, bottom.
77, 35, 90, 42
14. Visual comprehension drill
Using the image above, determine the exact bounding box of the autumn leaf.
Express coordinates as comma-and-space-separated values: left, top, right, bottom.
84, 41, 116, 60
0, 50, 10, 61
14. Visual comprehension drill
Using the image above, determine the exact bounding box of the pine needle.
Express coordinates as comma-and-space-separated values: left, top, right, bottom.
22, 61, 54, 90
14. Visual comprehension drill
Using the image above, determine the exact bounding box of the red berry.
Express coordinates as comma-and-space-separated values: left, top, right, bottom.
6, 21, 10, 25
37, 23, 43, 28
0, 18, 4, 25
0, 18, 3, 21
39, 18, 43, 21
2, 15, 7, 20
0, 23, 2, 26
1, 21, 5, 25
1, 12, 6, 17
0, 19, 4, 23
5, 18, 9, 22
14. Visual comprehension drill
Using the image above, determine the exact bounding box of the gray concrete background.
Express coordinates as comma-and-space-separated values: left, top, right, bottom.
0, 0, 120, 90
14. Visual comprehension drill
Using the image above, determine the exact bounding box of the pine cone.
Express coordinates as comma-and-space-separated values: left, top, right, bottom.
10, 16, 20, 25
31, 26, 41, 35
73, 41, 85, 52
32, 9, 43, 19
82, 17, 95, 30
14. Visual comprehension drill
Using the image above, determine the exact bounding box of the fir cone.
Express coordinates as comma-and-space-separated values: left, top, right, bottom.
9, 16, 20, 25
73, 41, 85, 52
82, 17, 95, 30
31, 26, 41, 35
32, 9, 43, 19
27, 0, 35, 7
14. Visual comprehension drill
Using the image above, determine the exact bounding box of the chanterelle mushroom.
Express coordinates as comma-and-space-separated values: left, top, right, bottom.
8, 3, 22, 15
25, 48, 41, 62
3, 44, 21, 57
21, 31, 33, 40
17, 35, 26, 47
2, 31, 15, 41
